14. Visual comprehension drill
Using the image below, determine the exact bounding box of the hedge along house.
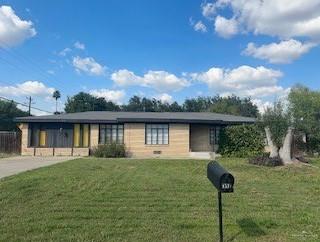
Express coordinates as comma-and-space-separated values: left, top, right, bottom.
15, 111, 255, 158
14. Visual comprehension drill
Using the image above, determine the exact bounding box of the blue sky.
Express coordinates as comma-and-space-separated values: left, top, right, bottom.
0, 0, 319, 115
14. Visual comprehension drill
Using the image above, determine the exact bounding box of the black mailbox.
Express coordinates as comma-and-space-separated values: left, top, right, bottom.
207, 161, 234, 193
207, 161, 235, 242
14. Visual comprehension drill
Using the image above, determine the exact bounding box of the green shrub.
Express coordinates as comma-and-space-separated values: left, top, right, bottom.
92, 143, 126, 158
218, 124, 265, 157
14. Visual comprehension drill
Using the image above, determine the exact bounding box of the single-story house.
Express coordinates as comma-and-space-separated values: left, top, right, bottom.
15, 111, 255, 158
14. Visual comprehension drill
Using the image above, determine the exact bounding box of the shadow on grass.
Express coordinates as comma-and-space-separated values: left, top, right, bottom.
226, 218, 267, 242
227, 218, 267, 241
237, 218, 266, 237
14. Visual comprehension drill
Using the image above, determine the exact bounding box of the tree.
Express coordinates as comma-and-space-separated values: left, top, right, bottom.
0, 99, 29, 131
52, 90, 61, 114
209, 96, 258, 117
122, 96, 182, 112
182, 95, 258, 117
168, 101, 183, 112
183, 97, 212, 112
64, 92, 258, 115
94, 97, 121, 111
64, 92, 120, 113
123, 96, 143, 111
288, 85, 320, 153
260, 101, 294, 164
260, 85, 320, 164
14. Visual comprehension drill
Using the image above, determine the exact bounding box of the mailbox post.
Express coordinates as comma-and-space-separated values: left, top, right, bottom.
207, 161, 234, 242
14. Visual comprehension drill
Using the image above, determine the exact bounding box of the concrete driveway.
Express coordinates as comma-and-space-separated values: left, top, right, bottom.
0, 156, 76, 179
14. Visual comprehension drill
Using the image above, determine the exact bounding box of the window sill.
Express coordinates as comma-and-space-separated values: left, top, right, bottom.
97, 143, 124, 145
145, 144, 170, 147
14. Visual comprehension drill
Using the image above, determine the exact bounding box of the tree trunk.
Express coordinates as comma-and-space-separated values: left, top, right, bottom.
279, 127, 294, 164
265, 127, 279, 158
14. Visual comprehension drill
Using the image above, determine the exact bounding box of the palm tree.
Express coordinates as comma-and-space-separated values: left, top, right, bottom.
52, 90, 61, 114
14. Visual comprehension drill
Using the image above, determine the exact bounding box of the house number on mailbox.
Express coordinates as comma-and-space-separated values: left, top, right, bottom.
222, 183, 232, 189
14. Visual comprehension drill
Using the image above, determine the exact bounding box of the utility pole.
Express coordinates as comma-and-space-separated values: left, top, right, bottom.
26, 96, 34, 115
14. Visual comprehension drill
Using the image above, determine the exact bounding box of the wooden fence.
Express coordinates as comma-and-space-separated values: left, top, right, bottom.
0, 131, 21, 154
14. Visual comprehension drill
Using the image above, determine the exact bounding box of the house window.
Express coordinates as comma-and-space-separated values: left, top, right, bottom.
99, 124, 124, 144
29, 124, 39, 147
28, 123, 73, 148
73, 124, 90, 147
210, 127, 220, 145
146, 124, 169, 145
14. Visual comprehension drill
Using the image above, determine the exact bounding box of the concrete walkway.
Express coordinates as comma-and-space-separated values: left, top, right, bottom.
0, 156, 76, 179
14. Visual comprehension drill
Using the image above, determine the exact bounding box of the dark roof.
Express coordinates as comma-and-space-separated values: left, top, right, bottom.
15, 111, 255, 124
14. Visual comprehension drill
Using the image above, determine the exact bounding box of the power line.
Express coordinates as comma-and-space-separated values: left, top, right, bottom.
0, 49, 66, 113
0, 96, 53, 114
0, 41, 67, 92
0, 40, 53, 80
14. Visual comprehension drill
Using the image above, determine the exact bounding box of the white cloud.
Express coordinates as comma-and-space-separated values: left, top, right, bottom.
191, 65, 286, 99
252, 99, 273, 114
111, 69, 189, 92
155, 93, 173, 103
72, 56, 106, 76
192, 65, 282, 90
111, 69, 141, 86
189, 18, 207, 33
214, 16, 238, 38
243, 39, 317, 64
58, 47, 71, 56
0, 81, 54, 97
252, 86, 291, 114
193, 20, 207, 33
234, 86, 291, 99
201, 0, 231, 19
208, 0, 320, 40
47, 70, 55, 75
74, 41, 85, 50
201, 2, 216, 19
89, 89, 125, 104
143, 71, 189, 91
0, 5, 36, 47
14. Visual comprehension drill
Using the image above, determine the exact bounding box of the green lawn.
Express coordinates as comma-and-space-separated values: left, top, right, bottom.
0, 158, 319, 241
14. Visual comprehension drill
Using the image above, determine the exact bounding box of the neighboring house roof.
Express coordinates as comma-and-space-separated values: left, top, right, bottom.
15, 111, 255, 124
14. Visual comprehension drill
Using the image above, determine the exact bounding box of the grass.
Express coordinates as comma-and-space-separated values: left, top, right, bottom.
0, 158, 319, 241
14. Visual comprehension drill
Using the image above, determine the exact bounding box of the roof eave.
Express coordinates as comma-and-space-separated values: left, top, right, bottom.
15, 117, 255, 124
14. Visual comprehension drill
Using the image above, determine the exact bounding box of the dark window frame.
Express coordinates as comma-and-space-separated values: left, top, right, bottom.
145, 123, 169, 145
28, 123, 76, 148
99, 124, 124, 144
209, 126, 220, 145
28, 123, 38, 147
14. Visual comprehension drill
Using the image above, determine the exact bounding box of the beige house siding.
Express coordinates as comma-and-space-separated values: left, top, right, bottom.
19, 123, 90, 157
20, 123, 34, 156
124, 123, 190, 158
19, 122, 217, 157
90, 124, 99, 148
54, 148, 72, 156
190, 124, 215, 152
35, 148, 54, 156
72, 148, 90, 156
